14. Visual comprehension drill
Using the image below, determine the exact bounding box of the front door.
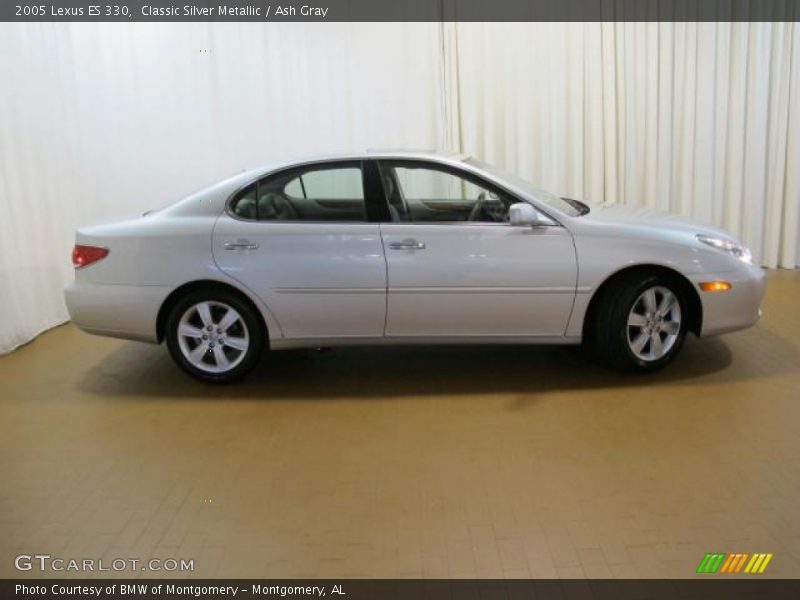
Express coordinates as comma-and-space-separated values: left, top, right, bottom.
377, 160, 577, 338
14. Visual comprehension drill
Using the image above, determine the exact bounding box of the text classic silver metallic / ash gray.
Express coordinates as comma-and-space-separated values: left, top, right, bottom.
65, 152, 765, 382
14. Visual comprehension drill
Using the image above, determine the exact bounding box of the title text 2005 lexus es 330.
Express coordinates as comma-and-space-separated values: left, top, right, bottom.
65, 152, 765, 382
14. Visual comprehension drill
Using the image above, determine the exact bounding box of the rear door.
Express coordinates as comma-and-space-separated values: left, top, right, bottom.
213, 160, 387, 339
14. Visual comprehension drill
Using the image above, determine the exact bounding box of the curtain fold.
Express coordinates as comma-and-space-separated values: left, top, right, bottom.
451, 22, 800, 269
1, 21, 798, 354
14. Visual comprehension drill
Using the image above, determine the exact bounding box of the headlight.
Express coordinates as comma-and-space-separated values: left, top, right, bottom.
696, 234, 753, 264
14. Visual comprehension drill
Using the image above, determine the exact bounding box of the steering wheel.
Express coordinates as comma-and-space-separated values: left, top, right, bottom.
467, 192, 486, 222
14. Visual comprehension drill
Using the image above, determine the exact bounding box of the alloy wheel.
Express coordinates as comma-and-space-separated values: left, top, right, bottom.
626, 285, 682, 362
176, 301, 250, 373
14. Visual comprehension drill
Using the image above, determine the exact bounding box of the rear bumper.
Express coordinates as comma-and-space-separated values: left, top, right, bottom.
691, 264, 766, 337
64, 281, 170, 343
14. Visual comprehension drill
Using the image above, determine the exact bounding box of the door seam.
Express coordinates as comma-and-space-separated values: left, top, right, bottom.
378, 223, 390, 337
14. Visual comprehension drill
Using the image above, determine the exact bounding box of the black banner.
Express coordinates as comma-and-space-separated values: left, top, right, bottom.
3, 0, 800, 23
4, 579, 800, 600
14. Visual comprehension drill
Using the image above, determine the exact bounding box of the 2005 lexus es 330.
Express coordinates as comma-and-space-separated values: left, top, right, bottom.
65, 152, 765, 382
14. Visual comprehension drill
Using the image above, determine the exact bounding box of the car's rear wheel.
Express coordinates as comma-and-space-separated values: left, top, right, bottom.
165, 289, 265, 383
591, 273, 689, 372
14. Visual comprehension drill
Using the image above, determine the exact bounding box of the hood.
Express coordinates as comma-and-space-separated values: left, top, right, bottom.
576, 201, 737, 241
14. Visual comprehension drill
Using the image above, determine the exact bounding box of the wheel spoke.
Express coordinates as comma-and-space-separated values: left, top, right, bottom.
657, 291, 675, 317
212, 345, 231, 370
631, 332, 649, 353
188, 343, 208, 364
650, 332, 664, 358
217, 308, 241, 333
196, 302, 214, 328
661, 320, 680, 335
223, 336, 248, 351
642, 288, 658, 313
179, 323, 204, 339
628, 312, 647, 327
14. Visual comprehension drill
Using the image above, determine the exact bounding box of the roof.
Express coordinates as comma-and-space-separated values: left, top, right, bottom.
223, 150, 470, 190
365, 149, 470, 161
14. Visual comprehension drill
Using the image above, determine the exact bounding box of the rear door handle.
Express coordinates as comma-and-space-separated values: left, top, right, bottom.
224, 239, 260, 250
389, 238, 426, 250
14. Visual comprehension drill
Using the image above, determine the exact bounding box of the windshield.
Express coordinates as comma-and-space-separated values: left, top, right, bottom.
466, 158, 588, 217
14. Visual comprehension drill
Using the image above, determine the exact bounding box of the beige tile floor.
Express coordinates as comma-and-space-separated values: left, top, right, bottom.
1, 270, 798, 579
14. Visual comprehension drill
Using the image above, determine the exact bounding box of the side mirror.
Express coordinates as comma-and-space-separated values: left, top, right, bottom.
509, 202, 549, 227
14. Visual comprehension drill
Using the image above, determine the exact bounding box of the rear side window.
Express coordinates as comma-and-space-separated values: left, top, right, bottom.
230, 162, 366, 222
230, 186, 258, 220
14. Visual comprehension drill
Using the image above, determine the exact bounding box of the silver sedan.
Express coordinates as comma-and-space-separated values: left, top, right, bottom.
65, 152, 765, 382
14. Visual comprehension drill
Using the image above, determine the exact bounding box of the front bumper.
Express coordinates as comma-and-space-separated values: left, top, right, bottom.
690, 264, 766, 337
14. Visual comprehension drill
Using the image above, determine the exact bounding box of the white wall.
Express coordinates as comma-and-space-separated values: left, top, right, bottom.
1, 21, 798, 354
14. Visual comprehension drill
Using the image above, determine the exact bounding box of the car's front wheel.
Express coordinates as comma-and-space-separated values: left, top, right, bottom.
165, 289, 265, 383
591, 273, 689, 372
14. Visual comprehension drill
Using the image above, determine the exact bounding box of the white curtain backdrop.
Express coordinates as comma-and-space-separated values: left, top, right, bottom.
451, 22, 800, 271
1, 21, 798, 354
0, 23, 446, 354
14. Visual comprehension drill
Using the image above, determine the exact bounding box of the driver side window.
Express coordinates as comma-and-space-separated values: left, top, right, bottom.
378, 162, 512, 223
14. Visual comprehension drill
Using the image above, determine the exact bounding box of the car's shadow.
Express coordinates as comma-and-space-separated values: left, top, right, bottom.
75, 325, 796, 402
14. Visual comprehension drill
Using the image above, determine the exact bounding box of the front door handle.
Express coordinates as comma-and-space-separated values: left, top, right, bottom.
224, 239, 260, 250
389, 238, 426, 250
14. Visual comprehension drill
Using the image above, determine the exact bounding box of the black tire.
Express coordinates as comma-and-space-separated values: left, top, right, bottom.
589, 272, 689, 372
165, 288, 266, 383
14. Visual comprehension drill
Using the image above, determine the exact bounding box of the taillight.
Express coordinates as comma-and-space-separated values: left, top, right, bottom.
72, 245, 109, 268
